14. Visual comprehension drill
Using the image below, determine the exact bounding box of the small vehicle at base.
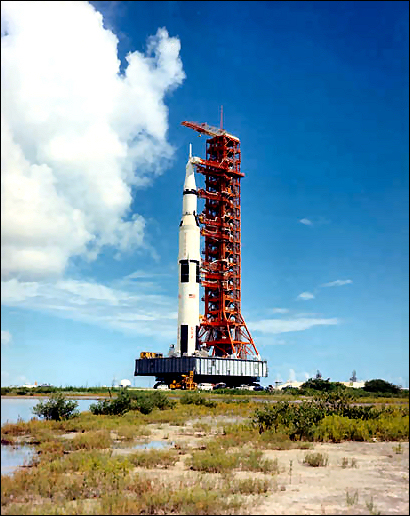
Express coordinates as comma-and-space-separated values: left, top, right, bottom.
154, 383, 170, 390
238, 384, 255, 391
214, 382, 227, 390
197, 383, 214, 391
253, 384, 265, 392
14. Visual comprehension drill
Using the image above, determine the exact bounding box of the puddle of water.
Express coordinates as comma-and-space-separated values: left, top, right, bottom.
1, 444, 36, 476
113, 440, 173, 450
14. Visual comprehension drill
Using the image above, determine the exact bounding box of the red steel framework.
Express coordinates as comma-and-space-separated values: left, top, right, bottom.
182, 121, 260, 360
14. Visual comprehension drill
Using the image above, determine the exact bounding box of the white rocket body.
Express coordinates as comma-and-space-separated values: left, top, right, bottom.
176, 149, 201, 356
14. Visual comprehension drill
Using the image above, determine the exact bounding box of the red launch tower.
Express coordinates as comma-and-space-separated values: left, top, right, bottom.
182, 121, 260, 360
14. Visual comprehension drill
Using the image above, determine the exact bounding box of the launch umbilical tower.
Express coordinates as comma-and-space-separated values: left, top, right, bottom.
182, 121, 260, 360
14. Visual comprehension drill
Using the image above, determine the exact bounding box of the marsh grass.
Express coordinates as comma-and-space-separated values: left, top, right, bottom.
65, 430, 112, 451
98, 483, 244, 515
192, 422, 212, 434
1, 395, 408, 515
341, 457, 357, 468
223, 477, 275, 495
345, 489, 359, 506
393, 443, 403, 454
1, 457, 250, 515
128, 449, 179, 468
366, 496, 381, 515
303, 452, 329, 467
189, 446, 279, 473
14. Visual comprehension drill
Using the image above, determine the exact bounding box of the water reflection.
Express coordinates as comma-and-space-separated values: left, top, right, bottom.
1, 444, 35, 476
1, 397, 96, 476
1, 398, 96, 425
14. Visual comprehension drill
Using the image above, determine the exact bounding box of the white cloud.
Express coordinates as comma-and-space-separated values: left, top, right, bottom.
296, 313, 323, 317
270, 308, 289, 314
249, 317, 338, 334
297, 292, 315, 300
1, 330, 12, 346
299, 218, 313, 226
1, 277, 177, 340
125, 270, 170, 280
321, 279, 353, 287
273, 339, 288, 346
1, 1, 185, 280
288, 369, 296, 382
256, 336, 289, 346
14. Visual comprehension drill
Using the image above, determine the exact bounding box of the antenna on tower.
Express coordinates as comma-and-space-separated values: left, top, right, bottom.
220, 105, 223, 129
189, 143, 192, 158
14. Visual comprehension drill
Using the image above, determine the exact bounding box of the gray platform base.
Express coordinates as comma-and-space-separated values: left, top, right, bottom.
134, 356, 268, 387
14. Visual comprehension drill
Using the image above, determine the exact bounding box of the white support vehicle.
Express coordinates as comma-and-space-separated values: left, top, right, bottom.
154, 383, 170, 391
197, 383, 214, 391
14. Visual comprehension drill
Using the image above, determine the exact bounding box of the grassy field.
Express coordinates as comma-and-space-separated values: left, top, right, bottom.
1, 391, 409, 515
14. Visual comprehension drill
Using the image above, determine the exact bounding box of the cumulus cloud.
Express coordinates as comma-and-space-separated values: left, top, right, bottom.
1, 1, 185, 280
249, 317, 338, 334
271, 308, 289, 314
1, 330, 12, 346
321, 280, 353, 287
297, 292, 315, 300
299, 218, 313, 226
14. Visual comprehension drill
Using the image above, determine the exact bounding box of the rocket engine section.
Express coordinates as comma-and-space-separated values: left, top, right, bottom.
176, 147, 202, 356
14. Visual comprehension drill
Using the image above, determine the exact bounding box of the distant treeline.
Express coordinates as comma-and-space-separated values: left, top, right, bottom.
1, 385, 119, 396
1, 379, 408, 398
278, 378, 409, 398
215, 378, 409, 398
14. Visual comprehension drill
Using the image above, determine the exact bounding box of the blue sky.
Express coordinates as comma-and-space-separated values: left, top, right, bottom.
1, 1, 408, 387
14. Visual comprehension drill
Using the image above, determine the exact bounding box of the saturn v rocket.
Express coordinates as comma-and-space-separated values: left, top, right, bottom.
176, 146, 201, 356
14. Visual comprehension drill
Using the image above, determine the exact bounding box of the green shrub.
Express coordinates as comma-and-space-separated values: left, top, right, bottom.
253, 401, 326, 440
300, 378, 346, 393
90, 390, 131, 416
373, 415, 409, 441
132, 396, 155, 415
129, 390, 176, 413
364, 379, 400, 394
32, 392, 79, 421
314, 415, 352, 442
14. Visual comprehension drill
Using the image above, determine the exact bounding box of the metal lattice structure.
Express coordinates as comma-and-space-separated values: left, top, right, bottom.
182, 121, 260, 360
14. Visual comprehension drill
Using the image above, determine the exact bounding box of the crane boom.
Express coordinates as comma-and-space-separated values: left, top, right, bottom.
181, 121, 228, 138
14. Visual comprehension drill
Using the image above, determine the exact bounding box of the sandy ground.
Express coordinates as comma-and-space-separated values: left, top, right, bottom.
256, 441, 409, 515
109, 418, 409, 515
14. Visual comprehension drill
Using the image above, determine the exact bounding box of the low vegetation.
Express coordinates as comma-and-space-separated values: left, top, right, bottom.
1, 387, 408, 514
